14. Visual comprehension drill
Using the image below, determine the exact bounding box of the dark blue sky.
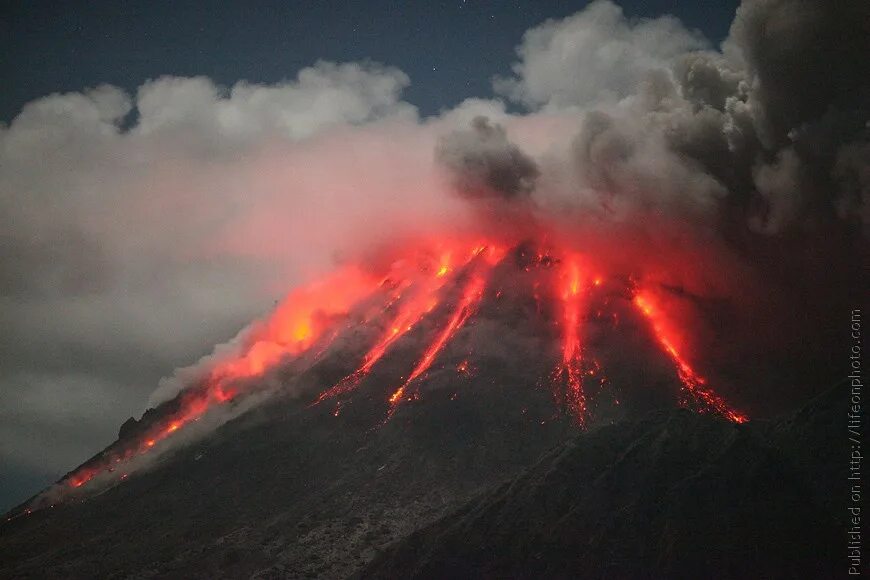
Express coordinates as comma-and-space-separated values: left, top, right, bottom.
1, 0, 739, 122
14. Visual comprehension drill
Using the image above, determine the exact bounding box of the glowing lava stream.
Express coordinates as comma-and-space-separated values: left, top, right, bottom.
67, 390, 213, 488
633, 292, 748, 424
552, 256, 591, 424
209, 266, 382, 384
62, 267, 387, 491
314, 246, 487, 405
386, 249, 501, 419
312, 256, 462, 404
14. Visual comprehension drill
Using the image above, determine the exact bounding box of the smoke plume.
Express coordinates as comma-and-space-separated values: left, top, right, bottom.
437, 116, 540, 202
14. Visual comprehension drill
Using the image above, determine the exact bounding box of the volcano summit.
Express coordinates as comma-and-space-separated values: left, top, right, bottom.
10, 238, 750, 512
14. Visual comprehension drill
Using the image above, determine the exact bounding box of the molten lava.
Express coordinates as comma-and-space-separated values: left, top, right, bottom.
387, 248, 501, 418
60, 265, 387, 491
552, 255, 590, 423
211, 266, 381, 382
633, 292, 748, 423
315, 249, 471, 404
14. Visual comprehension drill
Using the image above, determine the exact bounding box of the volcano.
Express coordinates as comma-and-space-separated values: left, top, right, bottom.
0, 238, 843, 578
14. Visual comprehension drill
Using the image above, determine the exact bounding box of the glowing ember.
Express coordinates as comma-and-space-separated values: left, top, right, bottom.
551, 255, 592, 424
633, 292, 747, 423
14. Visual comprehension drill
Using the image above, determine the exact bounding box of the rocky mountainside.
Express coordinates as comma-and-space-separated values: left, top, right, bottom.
1, 380, 847, 579
363, 384, 847, 579
0, 347, 577, 579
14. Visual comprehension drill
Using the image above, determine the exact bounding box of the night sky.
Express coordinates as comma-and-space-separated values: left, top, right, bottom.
2, 1, 739, 122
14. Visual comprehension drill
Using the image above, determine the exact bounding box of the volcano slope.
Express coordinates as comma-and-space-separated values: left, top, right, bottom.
0, 381, 847, 579
363, 385, 847, 579
0, 245, 846, 578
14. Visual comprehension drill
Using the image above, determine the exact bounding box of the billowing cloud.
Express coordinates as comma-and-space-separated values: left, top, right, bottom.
494, 0, 708, 110
496, 0, 868, 236
133, 61, 416, 141
0, 61, 459, 488
436, 116, 540, 201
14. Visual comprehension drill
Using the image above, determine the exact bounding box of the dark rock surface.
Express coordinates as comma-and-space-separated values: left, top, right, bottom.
0, 358, 576, 579
363, 384, 849, 579
1, 380, 849, 579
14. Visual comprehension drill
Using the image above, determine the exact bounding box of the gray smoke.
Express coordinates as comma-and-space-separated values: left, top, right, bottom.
436, 116, 540, 202
498, 0, 868, 236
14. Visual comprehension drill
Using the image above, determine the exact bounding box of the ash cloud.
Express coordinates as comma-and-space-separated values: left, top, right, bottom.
501, 0, 869, 236
436, 116, 540, 202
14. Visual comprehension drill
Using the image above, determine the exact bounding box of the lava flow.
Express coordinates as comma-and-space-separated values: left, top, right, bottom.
58, 265, 387, 492
210, 265, 382, 383
633, 292, 748, 424
315, 249, 469, 404
551, 255, 591, 423
386, 247, 501, 418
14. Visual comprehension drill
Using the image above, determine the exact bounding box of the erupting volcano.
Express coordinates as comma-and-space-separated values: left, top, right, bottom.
2, 1, 861, 576
12, 231, 750, 519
